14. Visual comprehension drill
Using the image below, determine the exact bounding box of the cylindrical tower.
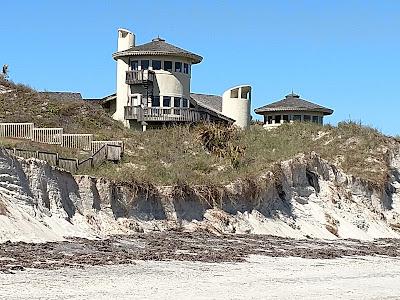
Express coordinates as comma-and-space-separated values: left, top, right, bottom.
112, 32, 202, 129
222, 85, 252, 129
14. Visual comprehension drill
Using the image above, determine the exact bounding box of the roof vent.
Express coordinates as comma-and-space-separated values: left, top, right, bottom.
152, 37, 165, 42
286, 92, 300, 98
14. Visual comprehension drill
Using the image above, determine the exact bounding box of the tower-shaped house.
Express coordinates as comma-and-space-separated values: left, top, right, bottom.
107, 28, 251, 130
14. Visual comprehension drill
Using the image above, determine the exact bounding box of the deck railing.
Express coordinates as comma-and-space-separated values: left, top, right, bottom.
125, 70, 155, 85
0, 122, 123, 160
124, 106, 208, 123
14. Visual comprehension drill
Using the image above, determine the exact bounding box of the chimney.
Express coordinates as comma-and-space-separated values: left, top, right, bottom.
117, 28, 135, 51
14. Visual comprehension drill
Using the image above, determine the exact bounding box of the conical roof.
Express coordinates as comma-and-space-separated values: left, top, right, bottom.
254, 93, 333, 115
112, 37, 203, 64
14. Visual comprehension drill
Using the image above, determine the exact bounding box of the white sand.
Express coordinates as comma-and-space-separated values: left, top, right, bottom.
1, 255, 400, 299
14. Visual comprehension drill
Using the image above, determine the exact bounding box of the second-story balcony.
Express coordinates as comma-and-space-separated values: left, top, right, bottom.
124, 106, 210, 123
125, 70, 155, 85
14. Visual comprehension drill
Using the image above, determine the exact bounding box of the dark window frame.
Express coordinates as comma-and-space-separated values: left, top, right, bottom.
163, 96, 171, 107
141, 60, 149, 70
175, 62, 182, 72
164, 61, 173, 71
130, 60, 139, 71
152, 96, 160, 107
152, 60, 161, 70
173, 97, 181, 108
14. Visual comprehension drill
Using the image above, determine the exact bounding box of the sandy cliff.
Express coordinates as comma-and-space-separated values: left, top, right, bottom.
1, 147, 400, 242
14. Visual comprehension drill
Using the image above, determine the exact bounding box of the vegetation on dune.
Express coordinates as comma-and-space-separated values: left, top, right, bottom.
1, 78, 396, 188
0, 78, 131, 140
84, 121, 395, 187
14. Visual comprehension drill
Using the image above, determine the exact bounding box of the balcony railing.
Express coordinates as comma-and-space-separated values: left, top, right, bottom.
124, 106, 210, 123
125, 70, 155, 85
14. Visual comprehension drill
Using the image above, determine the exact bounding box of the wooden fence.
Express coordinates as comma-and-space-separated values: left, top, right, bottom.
4, 143, 116, 173
0, 123, 34, 139
0, 123, 123, 160
33, 128, 63, 144
62, 134, 93, 151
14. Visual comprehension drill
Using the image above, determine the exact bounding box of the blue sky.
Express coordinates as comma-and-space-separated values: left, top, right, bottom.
1, 0, 399, 135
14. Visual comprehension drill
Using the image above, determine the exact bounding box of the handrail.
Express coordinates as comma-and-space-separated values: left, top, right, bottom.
124, 106, 206, 122
126, 70, 155, 84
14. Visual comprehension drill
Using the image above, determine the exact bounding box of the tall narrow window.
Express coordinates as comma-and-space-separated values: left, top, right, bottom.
184, 63, 189, 74
152, 96, 160, 107
152, 60, 161, 70
175, 62, 182, 72
283, 115, 289, 123
182, 98, 188, 107
130, 60, 138, 71
141, 60, 149, 70
163, 96, 171, 107
164, 61, 172, 71
173, 97, 181, 107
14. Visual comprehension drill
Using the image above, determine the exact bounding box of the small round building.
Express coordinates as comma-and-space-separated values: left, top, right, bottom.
254, 92, 333, 128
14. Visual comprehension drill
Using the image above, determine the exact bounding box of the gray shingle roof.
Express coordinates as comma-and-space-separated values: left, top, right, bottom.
39, 92, 82, 101
113, 37, 203, 64
254, 93, 333, 115
190, 93, 222, 112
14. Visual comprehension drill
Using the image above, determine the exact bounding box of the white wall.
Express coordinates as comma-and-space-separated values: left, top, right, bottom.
222, 85, 251, 129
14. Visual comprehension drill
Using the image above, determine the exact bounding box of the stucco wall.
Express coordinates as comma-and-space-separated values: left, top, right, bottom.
222, 85, 251, 129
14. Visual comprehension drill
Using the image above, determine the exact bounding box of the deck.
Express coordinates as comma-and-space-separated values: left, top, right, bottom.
125, 70, 155, 85
124, 106, 210, 123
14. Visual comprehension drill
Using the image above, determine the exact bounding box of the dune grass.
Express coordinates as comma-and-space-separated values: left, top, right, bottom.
84, 121, 395, 187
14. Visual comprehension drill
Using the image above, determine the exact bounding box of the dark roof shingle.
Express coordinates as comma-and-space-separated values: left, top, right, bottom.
254, 93, 333, 115
39, 92, 82, 101
113, 37, 203, 64
190, 93, 222, 112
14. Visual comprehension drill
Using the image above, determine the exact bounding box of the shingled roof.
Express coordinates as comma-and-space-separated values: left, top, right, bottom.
39, 92, 83, 101
190, 93, 222, 112
254, 93, 333, 115
112, 37, 203, 64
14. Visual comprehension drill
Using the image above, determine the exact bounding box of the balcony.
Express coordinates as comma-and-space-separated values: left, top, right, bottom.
125, 70, 155, 85
124, 106, 209, 123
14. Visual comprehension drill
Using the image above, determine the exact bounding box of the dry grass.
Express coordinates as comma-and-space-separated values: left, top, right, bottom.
1, 78, 396, 188
84, 121, 397, 188
0, 199, 8, 215
0, 137, 88, 159
0, 78, 131, 140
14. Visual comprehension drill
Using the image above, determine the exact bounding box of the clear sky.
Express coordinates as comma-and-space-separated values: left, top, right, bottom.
1, 0, 399, 135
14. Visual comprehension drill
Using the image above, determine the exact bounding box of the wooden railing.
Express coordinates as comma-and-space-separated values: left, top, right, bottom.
0, 122, 124, 160
124, 106, 208, 123
125, 70, 155, 85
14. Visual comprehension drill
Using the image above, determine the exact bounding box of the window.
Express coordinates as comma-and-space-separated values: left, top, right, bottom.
267, 116, 273, 124
230, 88, 239, 98
184, 63, 189, 74
152, 96, 160, 107
152, 60, 161, 70
130, 60, 138, 71
283, 115, 289, 123
173, 97, 181, 107
293, 115, 302, 121
141, 60, 149, 70
304, 115, 311, 122
164, 61, 172, 71
312, 116, 319, 123
175, 62, 182, 72
275, 115, 282, 124
182, 98, 188, 107
163, 96, 171, 107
